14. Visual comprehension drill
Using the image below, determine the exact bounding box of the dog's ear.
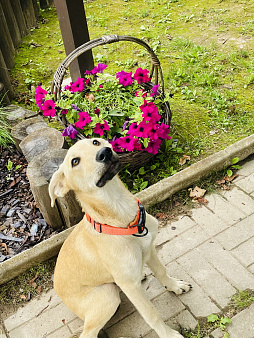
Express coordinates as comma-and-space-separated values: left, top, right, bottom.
49, 165, 70, 207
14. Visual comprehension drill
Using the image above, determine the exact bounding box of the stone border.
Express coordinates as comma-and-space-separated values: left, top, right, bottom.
1, 105, 254, 285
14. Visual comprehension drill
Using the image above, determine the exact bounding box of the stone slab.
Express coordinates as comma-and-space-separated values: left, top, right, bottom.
235, 173, 254, 194
227, 303, 254, 338
220, 186, 254, 216
231, 236, 254, 267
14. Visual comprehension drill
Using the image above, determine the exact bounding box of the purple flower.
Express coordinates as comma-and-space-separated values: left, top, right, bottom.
94, 120, 110, 136
62, 124, 77, 139
74, 111, 92, 129
133, 68, 150, 84
150, 84, 160, 97
71, 104, 81, 112
126, 122, 138, 135
85, 63, 108, 75
42, 100, 57, 117
35, 86, 47, 109
133, 121, 153, 138
116, 71, 133, 87
110, 139, 124, 153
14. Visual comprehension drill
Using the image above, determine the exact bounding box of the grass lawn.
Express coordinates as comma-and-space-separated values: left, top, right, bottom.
10, 0, 254, 192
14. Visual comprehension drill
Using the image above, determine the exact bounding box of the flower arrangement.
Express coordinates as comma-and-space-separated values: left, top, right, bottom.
35, 63, 171, 155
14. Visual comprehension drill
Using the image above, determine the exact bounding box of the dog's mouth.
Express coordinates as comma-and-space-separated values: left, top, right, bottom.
96, 157, 122, 188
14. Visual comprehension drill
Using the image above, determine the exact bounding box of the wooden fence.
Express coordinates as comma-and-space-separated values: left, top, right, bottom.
0, 0, 54, 105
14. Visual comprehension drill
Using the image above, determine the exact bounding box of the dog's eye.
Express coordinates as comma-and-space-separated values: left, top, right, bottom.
71, 157, 80, 167
93, 140, 100, 146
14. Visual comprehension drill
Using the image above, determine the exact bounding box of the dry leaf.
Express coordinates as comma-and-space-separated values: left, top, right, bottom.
216, 179, 225, 185
155, 213, 168, 219
189, 186, 206, 198
62, 319, 66, 325
29, 273, 39, 287
0, 243, 8, 254
179, 154, 191, 166
36, 285, 41, 294
224, 174, 238, 182
86, 93, 95, 102
20, 295, 26, 301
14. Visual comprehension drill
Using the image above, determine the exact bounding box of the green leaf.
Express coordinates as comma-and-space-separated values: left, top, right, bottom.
139, 167, 145, 175
227, 169, 233, 177
140, 181, 148, 190
232, 165, 241, 170
207, 314, 219, 323
220, 317, 232, 325
231, 157, 239, 164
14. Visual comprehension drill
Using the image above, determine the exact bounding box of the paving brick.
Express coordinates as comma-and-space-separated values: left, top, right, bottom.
210, 327, 224, 338
215, 213, 254, 250
106, 275, 166, 328
220, 186, 254, 216
8, 301, 76, 338
158, 225, 210, 265
236, 154, 254, 177
166, 261, 220, 317
198, 241, 254, 290
46, 325, 72, 337
177, 249, 236, 308
67, 317, 83, 333
106, 291, 184, 338
205, 193, 246, 225
235, 172, 254, 194
227, 303, 254, 338
249, 264, 254, 274
190, 205, 229, 236
231, 236, 254, 267
172, 309, 197, 331
155, 216, 196, 246
4, 289, 62, 331
0, 326, 7, 338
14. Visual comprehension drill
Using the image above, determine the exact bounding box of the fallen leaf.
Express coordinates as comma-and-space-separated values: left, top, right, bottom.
36, 285, 41, 294
86, 93, 95, 102
62, 319, 65, 325
29, 273, 39, 287
155, 212, 168, 219
216, 179, 225, 185
189, 186, 206, 198
224, 174, 238, 182
20, 295, 26, 301
0, 243, 8, 254
179, 154, 191, 166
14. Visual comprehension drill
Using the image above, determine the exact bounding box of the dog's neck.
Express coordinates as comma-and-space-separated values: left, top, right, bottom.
75, 176, 138, 228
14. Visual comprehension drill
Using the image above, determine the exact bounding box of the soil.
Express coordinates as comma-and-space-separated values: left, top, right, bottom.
0, 145, 61, 262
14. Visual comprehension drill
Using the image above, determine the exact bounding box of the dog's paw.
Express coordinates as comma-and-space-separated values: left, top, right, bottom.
164, 277, 192, 295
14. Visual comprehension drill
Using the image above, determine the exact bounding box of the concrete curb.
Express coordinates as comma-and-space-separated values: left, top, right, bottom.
0, 134, 254, 285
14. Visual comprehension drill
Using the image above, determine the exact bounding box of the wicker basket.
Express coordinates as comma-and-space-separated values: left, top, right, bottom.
51, 35, 172, 170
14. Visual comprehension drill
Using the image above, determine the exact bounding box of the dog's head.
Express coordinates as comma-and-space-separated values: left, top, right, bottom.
49, 138, 121, 207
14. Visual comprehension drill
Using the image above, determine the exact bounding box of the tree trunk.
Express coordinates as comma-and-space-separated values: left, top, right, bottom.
0, 2, 15, 69
0, 0, 21, 47
27, 149, 84, 229
19, 127, 68, 162
11, 116, 47, 151
10, 0, 29, 37
20, 0, 37, 29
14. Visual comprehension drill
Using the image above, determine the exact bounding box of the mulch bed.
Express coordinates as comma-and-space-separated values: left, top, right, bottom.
0, 145, 61, 262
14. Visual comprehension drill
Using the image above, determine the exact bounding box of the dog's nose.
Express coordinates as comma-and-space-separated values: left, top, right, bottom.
96, 147, 113, 163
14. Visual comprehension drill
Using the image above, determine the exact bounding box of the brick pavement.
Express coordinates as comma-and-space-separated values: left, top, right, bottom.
1, 154, 254, 338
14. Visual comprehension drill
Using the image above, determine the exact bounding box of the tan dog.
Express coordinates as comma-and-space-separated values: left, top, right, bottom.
49, 138, 192, 338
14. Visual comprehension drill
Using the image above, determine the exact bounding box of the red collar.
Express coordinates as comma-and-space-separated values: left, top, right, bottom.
85, 198, 148, 236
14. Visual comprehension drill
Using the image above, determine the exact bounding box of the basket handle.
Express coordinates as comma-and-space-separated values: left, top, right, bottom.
51, 35, 165, 100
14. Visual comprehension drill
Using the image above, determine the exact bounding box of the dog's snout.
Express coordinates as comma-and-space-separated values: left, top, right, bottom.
96, 147, 113, 163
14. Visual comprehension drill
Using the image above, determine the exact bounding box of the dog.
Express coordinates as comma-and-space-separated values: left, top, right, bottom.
49, 138, 192, 338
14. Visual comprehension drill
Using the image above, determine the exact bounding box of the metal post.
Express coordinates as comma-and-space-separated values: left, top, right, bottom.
54, 0, 94, 81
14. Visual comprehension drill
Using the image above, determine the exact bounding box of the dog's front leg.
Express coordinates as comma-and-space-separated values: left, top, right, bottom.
117, 281, 184, 338
147, 246, 192, 295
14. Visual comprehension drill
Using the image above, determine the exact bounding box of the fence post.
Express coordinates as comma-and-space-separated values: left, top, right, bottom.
0, 2, 15, 69
20, 0, 37, 29
0, 0, 21, 48
10, 0, 29, 37
54, 0, 94, 81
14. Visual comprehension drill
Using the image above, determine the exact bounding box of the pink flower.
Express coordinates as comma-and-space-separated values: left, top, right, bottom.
158, 123, 171, 140
64, 84, 72, 91
60, 109, 68, 115
141, 102, 161, 123
150, 84, 160, 97
133, 121, 153, 138
94, 120, 110, 136
145, 139, 162, 155
62, 124, 77, 139
117, 136, 136, 152
74, 111, 92, 129
71, 78, 85, 92
35, 85, 47, 96
133, 68, 150, 84
126, 122, 138, 135
85, 63, 108, 75
135, 89, 147, 98
116, 71, 133, 87
42, 100, 57, 117
94, 108, 100, 115
110, 139, 124, 153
